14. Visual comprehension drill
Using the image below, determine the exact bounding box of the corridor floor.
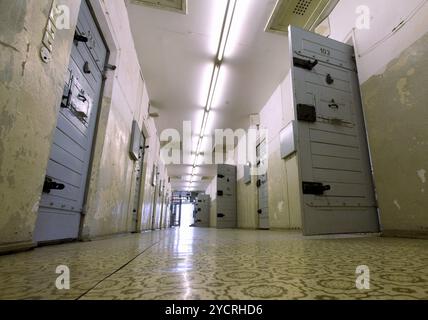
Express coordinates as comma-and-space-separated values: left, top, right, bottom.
0, 228, 427, 300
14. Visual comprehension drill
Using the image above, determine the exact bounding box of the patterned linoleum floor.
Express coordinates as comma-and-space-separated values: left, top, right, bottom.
0, 228, 427, 300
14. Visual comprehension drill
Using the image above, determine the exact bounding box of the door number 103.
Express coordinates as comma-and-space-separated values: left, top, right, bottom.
320, 47, 331, 56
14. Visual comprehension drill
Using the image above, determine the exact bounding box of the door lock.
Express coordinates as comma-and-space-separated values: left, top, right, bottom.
43, 177, 65, 194
326, 74, 334, 85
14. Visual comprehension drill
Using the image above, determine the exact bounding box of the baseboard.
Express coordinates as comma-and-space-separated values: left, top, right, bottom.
382, 230, 428, 239
0, 241, 36, 255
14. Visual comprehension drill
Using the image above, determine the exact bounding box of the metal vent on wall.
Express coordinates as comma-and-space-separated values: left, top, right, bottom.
293, 0, 312, 16
265, 0, 339, 35
131, 0, 187, 14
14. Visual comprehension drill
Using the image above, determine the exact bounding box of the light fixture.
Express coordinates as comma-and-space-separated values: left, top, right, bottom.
216, 0, 237, 63
206, 64, 220, 112
190, 0, 237, 177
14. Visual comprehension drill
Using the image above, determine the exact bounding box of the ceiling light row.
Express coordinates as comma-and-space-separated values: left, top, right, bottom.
189, 0, 237, 190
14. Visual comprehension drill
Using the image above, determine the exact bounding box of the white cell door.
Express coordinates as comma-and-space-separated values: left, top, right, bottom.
289, 26, 379, 236
33, 1, 107, 243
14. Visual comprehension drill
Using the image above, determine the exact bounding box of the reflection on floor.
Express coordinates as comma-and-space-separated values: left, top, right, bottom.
0, 228, 427, 300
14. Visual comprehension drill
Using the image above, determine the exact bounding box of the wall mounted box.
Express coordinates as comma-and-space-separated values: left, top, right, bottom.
280, 120, 298, 159
129, 120, 141, 160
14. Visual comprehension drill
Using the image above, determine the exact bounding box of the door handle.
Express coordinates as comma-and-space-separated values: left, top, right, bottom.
77, 93, 87, 102
257, 209, 262, 214
329, 99, 339, 109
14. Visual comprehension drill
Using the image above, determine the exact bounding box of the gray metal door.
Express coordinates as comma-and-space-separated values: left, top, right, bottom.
34, 1, 107, 243
131, 133, 146, 232
257, 140, 269, 229
289, 26, 379, 235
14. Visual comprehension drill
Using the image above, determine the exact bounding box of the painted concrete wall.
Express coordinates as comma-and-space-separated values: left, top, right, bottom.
0, 0, 81, 250
0, 0, 170, 250
328, 0, 428, 235
234, 73, 302, 230
236, 164, 258, 229
259, 77, 301, 230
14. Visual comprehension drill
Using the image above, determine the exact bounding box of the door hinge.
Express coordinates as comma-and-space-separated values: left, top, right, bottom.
297, 104, 317, 122
294, 57, 318, 71
302, 182, 331, 195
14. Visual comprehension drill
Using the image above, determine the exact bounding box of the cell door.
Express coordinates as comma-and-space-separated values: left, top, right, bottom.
289, 26, 379, 236
34, 1, 107, 243
131, 133, 146, 232
256, 140, 269, 229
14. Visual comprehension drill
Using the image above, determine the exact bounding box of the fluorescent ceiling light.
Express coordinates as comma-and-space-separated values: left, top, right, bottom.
201, 111, 210, 137
206, 64, 220, 112
216, 0, 237, 62
191, 0, 236, 173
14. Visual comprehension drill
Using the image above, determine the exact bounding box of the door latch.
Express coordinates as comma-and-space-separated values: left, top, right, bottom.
74, 33, 89, 43
294, 57, 318, 71
43, 177, 65, 194
302, 182, 331, 195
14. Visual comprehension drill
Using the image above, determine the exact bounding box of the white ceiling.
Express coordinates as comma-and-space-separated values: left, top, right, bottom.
126, 0, 290, 191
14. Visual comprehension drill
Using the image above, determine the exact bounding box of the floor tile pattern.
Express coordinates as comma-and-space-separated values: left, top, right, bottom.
0, 228, 427, 300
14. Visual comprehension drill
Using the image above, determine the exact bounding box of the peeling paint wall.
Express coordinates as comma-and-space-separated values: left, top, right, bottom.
0, 0, 170, 249
360, 34, 428, 234
0, 0, 81, 248
328, 0, 428, 235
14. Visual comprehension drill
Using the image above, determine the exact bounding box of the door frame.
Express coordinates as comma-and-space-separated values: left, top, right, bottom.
76, 0, 119, 240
